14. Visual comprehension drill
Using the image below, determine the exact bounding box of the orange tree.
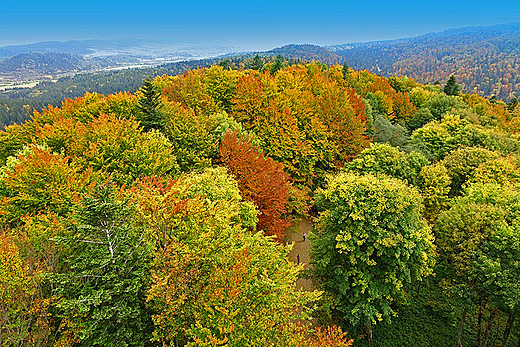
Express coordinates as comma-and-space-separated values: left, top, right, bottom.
219, 131, 292, 242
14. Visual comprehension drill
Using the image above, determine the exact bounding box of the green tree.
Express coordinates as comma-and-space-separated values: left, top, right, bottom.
344, 143, 428, 187
434, 182, 520, 347
270, 54, 284, 75
342, 63, 350, 80
50, 182, 153, 346
218, 58, 232, 70
471, 225, 520, 347
419, 162, 451, 222
137, 78, 165, 132
444, 75, 460, 96
250, 54, 263, 70
440, 147, 499, 196
371, 114, 410, 147
311, 172, 435, 341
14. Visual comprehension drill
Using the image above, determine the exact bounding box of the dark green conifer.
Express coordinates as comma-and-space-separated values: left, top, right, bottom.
443, 75, 460, 96
251, 54, 263, 70
508, 97, 518, 111
342, 62, 350, 80
137, 78, 164, 132
270, 54, 284, 75
50, 182, 153, 345
218, 58, 231, 70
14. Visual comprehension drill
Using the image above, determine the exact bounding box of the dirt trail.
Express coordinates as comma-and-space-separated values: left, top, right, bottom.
285, 217, 314, 291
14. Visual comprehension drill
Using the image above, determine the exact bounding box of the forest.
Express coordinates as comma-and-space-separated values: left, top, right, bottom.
0, 54, 291, 129
1, 56, 520, 346
329, 23, 520, 100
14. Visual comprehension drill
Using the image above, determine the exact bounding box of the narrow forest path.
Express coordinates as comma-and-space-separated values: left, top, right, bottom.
285, 217, 314, 291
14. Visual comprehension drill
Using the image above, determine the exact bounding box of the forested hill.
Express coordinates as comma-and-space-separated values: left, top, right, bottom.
0, 57, 225, 127
0, 52, 103, 76
0, 55, 295, 128
268, 44, 345, 65
329, 22, 520, 100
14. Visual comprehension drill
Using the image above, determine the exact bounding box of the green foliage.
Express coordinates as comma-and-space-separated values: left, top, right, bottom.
423, 93, 468, 120
270, 54, 285, 75
410, 114, 520, 161
471, 225, 520, 315
419, 163, 451, 222
371, 114, 410, 147
468, 156, 520, 186
342, 63, 350, 80
444, 75, 460, 96
345, 143, 428, 187
407, 107, 435, 131
348, 277, 477, 347
50, 182, 153, 346
434, 183, 520, 293
137, 78, 165, 132
441, 147, 499, 196
311, 172, 435, 329
250, 54, 263, 70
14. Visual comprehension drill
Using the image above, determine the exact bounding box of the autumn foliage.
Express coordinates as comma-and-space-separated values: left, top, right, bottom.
161, 64, 371, 187
219, 131, 291, 241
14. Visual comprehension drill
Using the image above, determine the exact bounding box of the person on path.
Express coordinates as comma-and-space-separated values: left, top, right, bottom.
297, 254, 301, 265
302, 232, 307, 241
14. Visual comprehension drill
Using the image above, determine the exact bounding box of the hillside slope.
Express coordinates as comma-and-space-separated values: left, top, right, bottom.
329, 22, 520, 100
268, 44, 345, 65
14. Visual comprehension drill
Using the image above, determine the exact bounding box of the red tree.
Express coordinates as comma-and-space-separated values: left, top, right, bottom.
219, 131, 291, 242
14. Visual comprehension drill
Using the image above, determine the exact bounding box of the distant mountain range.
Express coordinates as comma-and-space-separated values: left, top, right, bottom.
268, 23, 520, 100
0, 38, 237, 60
0, 39, 238, 87
329, 22, 520, 100
1, 22, 519, 100
0, 52, 110, 77
268, 44, 345, 66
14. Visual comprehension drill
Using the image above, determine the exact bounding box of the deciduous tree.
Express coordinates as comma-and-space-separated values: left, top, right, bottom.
219, 131, 292, 241
311, 172, 435, 340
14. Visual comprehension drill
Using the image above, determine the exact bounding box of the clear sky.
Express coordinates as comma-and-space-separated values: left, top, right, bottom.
2, 0, 520, 50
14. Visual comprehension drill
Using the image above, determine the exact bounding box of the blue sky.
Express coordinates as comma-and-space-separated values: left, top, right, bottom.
2, 0, 520, 49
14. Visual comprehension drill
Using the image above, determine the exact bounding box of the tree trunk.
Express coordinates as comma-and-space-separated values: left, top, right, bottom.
501, 313, 514, 347
458, 305, 469, 347
415, 281, 423, 299
482, 308, 497, 347
477, 298, 483, 347
365, 322, 373, 344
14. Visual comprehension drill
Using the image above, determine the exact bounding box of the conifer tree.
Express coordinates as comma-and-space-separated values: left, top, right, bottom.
50, 182, 153, 346
508, 97, 518, 111
137, 78, 164, 132
251, 54, 263, 70
342, 62, 350, 79
270, 54, 284, 75
444, 75, 460, 96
